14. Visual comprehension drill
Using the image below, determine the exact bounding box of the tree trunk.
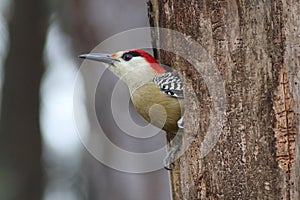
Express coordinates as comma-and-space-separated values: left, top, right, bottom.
148, 0, 300, 199
0, 0, 47, 199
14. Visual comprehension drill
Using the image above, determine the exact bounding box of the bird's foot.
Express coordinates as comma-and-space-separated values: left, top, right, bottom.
163, 129, 183, 170
163, 144, 180, 170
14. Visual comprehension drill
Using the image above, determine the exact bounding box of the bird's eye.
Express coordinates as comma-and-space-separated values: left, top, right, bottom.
122, 53, 133, 61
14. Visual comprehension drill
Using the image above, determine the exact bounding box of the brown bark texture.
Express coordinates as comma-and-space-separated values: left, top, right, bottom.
148, 0, 300, 199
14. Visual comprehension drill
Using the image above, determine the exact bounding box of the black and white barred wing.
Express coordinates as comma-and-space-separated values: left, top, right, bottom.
152, 72, 184, 99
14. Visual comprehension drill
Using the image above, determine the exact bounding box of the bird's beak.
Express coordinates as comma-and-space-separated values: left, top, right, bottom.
79, 53, 119, 64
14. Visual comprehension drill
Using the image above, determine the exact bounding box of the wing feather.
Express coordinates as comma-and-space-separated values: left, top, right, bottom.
152, 72, 184, 99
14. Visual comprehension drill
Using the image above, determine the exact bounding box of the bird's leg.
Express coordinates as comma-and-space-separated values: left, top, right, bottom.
163, 128, 184, 170
163, 145, 180, 170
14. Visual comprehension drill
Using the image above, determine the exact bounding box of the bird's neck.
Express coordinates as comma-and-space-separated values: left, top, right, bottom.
121, 69, 157, 95
108, 60, 162, 95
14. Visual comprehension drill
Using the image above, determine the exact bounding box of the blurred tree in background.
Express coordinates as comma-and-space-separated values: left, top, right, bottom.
0, 0, 170, 199
0, 0, 48, 199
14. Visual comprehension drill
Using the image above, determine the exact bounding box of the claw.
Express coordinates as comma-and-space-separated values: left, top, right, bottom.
177, 116, 184, 129
164, 163, 175, 170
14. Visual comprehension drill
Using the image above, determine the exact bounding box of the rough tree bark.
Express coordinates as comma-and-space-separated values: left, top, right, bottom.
148, 0, 299, 199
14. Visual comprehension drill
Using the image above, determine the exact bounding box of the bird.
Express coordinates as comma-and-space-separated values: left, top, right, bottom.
79, 49, 184, 169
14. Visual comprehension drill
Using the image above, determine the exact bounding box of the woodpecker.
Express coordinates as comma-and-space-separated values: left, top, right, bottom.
79, 49, 184, 169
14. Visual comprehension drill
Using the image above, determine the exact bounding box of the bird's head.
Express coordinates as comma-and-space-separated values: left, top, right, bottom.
79, 49, 167, 80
